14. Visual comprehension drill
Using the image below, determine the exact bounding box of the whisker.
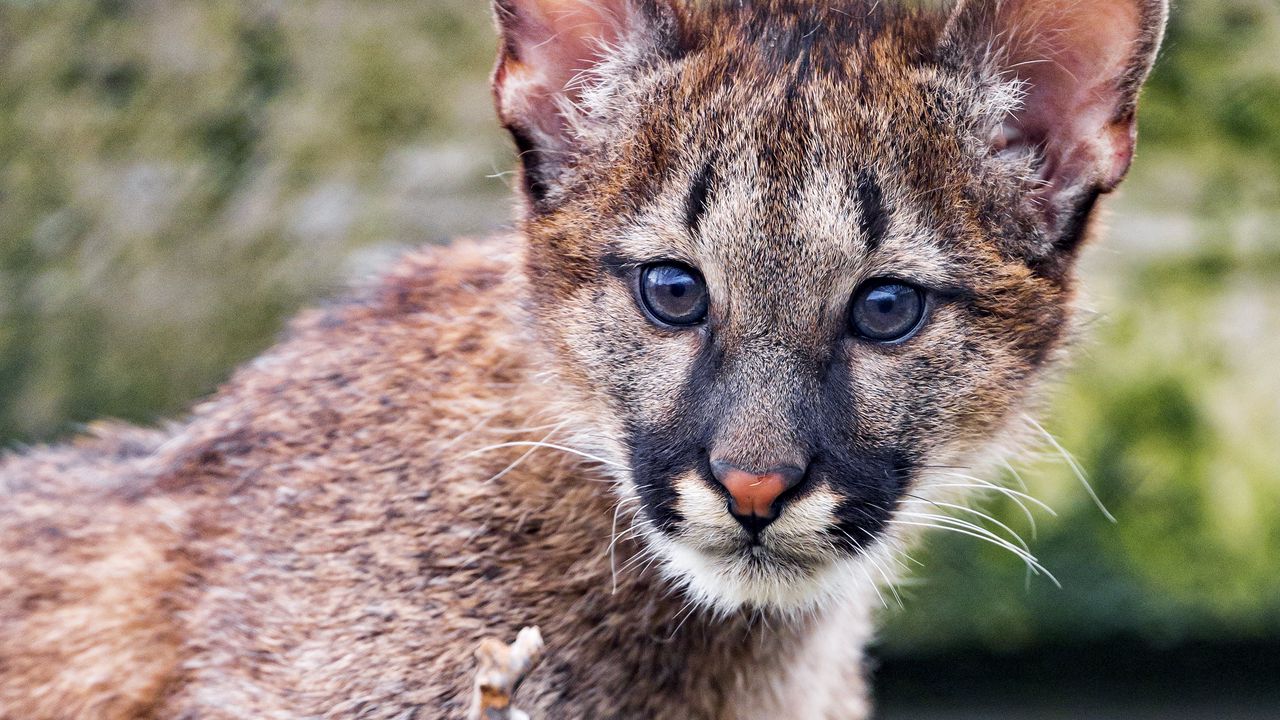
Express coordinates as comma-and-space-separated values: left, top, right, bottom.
478, 421, 567, 436
999, 458, 1032, 494
668, 596, 702, 640
865, 552, 904, 608
1024, 414, 1115, 523
906, 495, 1032, 554
936, 479, 1039, 539
892, 514, 1059, 587
860, 561, 890, 610
436, 410, 502, 452
623, 546, 662, 576
898, 510, 1030, 557
891, 519, 1059, 587
482, 421, 570, 485
608, 500, 627, 594
931, 477, 1057, 515
460, 441, 627, 469
835, 528, 895, 608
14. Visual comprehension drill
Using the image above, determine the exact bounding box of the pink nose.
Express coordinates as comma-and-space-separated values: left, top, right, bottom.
709, 461, 806, 528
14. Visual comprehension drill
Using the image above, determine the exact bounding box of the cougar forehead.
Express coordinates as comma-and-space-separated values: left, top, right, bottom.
530, 2, 1064, 433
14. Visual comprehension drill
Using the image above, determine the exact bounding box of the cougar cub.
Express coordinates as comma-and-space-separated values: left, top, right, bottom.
0, 0, 1168, 717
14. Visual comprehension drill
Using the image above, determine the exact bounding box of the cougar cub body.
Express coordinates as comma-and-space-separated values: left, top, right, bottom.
1, 1, 1167, 717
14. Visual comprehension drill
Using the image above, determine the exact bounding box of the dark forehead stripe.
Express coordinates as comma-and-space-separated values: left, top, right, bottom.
856, 170, 889, 252
685, 159, 716, 235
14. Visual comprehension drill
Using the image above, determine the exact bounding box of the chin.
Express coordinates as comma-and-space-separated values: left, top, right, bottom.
629, 472, 881, 615
643, 528, 873, 616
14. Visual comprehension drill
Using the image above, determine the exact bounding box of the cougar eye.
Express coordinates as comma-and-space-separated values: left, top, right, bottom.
638, 263, 709, 327
849, 280, 926, 342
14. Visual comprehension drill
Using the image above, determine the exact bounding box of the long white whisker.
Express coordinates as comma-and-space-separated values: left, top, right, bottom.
896, 511, 1054, 578
1000, 458, 1032, 494
912, 499, 1032, 553
890, 519, 1060, 587
460, 441, 626, 469
838, 527, 907, 587
865, 552, 903, 608
893, 520, 1054, 585
899, 511, 1032, 558
622, 545, 662, 576
1024, 414, 1116, 523
482, 421, 570, 486
436, 410, 502, 452
860, 561, 890, 609
668, 596, 702, 640
836, 527, 895, 608
931, 478, 1058, 516
931, 478, 1041, 539
619, 517, 659, 574
858, 525, 923, 569
609, 501, 626, 594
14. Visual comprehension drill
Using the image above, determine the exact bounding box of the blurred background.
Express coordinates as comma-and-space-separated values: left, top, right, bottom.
1, 0, 1277, 716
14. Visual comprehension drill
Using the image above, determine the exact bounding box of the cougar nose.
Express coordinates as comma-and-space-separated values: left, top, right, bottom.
709, 460, 807, 533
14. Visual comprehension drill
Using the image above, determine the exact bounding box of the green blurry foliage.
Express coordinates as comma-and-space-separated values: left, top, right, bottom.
1137, 0, 1280, 213
1, 0, 1277, 655
0, 0, 513, 443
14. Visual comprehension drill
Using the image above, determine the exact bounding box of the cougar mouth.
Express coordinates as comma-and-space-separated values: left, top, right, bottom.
634, 474, 868, 612
655, 532, 869, 613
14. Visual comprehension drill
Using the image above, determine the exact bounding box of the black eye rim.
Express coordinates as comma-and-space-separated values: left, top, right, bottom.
848, 278, 930, 344
635, 261, 710, 328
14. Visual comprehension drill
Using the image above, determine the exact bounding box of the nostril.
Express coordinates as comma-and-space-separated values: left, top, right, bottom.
709, 459, 808, 532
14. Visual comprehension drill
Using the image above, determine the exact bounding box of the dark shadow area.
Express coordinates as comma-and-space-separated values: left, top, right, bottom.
875, 638, 1280, 719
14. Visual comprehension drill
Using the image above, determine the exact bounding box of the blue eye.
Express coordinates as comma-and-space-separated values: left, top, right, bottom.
639, 263, 709, 327
849, 280, 926, 342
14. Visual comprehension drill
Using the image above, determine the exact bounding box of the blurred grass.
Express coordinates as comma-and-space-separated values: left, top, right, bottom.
0, 0, 513, 442
1, 0, 1278, 659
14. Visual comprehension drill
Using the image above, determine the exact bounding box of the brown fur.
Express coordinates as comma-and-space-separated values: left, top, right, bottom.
1, 240, 868, 718
1, 1, 1167, 717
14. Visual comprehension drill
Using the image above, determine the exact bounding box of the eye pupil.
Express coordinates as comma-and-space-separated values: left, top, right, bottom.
849, 280, 926, 342
639, 263, 709, 327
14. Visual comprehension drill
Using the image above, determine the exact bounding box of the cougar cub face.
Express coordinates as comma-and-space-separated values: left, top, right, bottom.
494, 0, 1167, 611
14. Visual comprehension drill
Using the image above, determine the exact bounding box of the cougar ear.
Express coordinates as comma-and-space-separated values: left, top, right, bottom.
492, 0, 679, 210
941, 0, 1168, 249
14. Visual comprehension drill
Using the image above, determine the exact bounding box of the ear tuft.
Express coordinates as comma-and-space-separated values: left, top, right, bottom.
492, 0, 679, 209
941, 0, 1169, 247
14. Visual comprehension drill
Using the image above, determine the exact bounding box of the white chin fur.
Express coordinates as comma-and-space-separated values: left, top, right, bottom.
644, 471, 889, 614
649, 533, 877, 616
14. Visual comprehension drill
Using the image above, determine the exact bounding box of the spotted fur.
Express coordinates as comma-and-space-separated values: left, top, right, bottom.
1, 1, 1167, 717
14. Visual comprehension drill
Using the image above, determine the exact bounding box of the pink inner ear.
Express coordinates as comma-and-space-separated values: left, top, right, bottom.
996, 0, 1145, 193
516, 0, 629, 80
498, 0, 643, 148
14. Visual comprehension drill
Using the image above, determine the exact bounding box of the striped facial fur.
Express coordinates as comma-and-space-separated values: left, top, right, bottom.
494, 0, 1166, 612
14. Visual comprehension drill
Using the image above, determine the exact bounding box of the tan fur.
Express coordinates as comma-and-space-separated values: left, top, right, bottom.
0, 429, 187, 718
1, 1, 1167, 717
1, 240, 871, 718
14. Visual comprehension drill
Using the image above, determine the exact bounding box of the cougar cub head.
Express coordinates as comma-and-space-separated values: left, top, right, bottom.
493, 0, 1167, 612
